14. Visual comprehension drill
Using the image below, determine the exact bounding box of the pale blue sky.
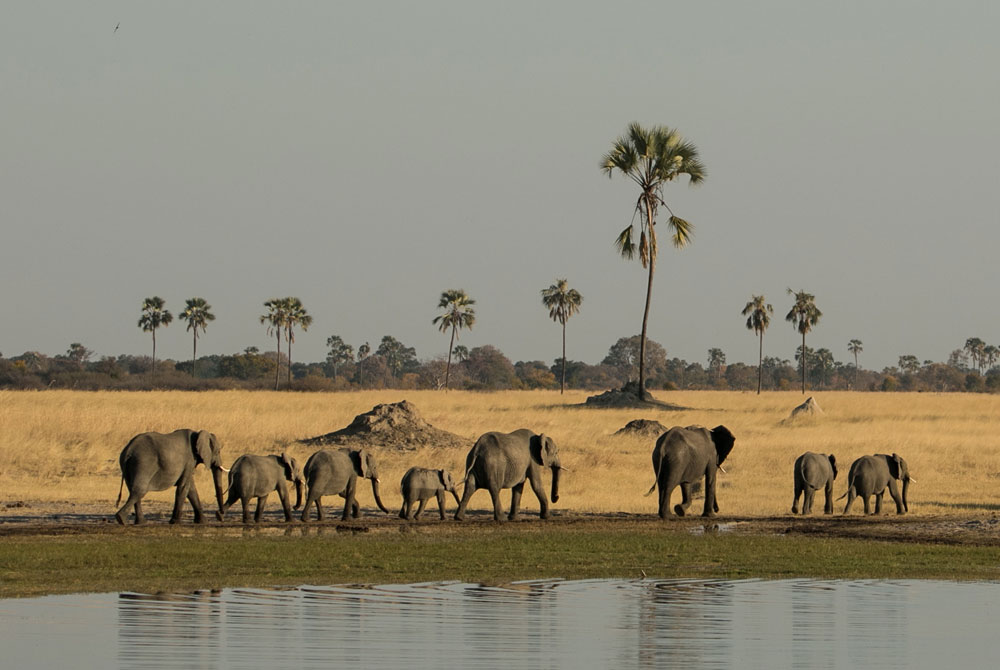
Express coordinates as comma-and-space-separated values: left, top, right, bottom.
2, 2, 997, 370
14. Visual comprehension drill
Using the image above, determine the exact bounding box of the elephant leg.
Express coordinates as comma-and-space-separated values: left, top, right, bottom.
843, 488, 856, 515
824, 482, 834, 515
701, 472, 718, 518
414, 498, 427, 520
803, 488, 815, 515
436, 491, 446, 520
887, 480, 904, 514
488, 486, 504, 522
275, 487, 292, 522
658, 480, 677, 519
399, 501, 408, 520
133, 500, 146, 525
116, 488, 145, 525
241, 498, 251, 524
315, 498, 325, 521
254, 496, 267, 523
862, 495, 872, 515
455, 476, 477, 521
528, 471, 550, 520
792, 481, 802, 514
342, 481, 357, 521
674, 482, 693, 517
187, 485, 206, 524
874, 492, 884, 515
508, 482, 525, 521
351, 499, 361, 519
170, 482, 190, 524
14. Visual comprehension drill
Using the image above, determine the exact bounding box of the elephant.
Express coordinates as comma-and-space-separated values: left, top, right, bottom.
644, 425, 736, 518
216, 453, 304, 524
454, 429, 564, 522
115, 429, 227, 525
398, 467, 461, 520
300, 448, 390, 522
791, 452, 838, 515
841, 453, 913, 515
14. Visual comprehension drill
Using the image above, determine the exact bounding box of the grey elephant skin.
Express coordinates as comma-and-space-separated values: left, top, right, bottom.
300, 448, 390, 521
398, 467, 461, 520
841, 453, 912, 515
217, 453, 304, 524
115, 429, 226, 525
791, 452, 838, 515
645, 425, 736, 518
454, 429, 563, 522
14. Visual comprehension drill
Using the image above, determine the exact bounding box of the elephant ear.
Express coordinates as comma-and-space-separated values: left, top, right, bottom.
193, 430, 213, 466
890, 453, 904, 479
280, 452, 295, 480
710, 426, 736, 466
438, 469, 449, 488
828, 454, 838, 479
358, 449, 377, 478
537, 435, 558, 467
348, 450, 366, 477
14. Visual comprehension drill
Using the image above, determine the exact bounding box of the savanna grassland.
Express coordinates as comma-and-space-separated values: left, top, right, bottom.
2, 389, 1000, 597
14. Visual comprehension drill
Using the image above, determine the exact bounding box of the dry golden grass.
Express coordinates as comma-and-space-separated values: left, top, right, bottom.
2, 389, 999, 518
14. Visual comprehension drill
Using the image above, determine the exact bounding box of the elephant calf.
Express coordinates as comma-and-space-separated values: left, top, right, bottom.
791, 452, 837, 515
399, 467, 461, 520
841, 453, 913, 515
217, 453, 304, 524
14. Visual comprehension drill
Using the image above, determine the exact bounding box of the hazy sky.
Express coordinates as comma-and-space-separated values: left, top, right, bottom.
3, 2, 998, 371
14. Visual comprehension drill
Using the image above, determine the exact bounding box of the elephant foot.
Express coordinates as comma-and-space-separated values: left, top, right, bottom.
791, 506, 798, 514
701, 511, 717, 518
216, 511, 225, 522
168, 517, 180, 525
454, 512, 465, 521
539, 511, 550, 520
674, 504, 686, 517
114, 513, 125, 526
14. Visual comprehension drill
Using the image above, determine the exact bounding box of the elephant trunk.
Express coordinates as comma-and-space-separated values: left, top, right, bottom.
902, 477, 910, 512
550, 466, 561, 504
212, 466, 226, 515
294, 479, 304, 510
371, 477, 390, 514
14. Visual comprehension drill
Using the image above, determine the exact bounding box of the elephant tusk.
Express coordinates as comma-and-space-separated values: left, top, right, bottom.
557, 466, 571, 473
718, 465, 727, 474
908, 476, 916, 483
219, 466, 230, 473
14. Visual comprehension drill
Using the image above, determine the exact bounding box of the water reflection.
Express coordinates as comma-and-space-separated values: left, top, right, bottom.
2, 579, 999, 669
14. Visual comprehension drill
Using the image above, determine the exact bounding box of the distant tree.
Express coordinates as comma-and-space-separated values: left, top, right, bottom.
357, 342, 371, 386
515, 360, 558, 389
785, 288, 822, 393
898, 355, 921, 375
325, 335, 354, 379
463, 345, 518, 389
452, 345, 470, 362
965, 337, 986, 374
137, 296, 172, 378
601, 122, 705, 398
602, 335, 668, 385
376, 335, 417, 379
541, 278, 583, 394
707, 348, 726, 384
742, 295, 774, 394
283, 298, 312, 388
985, 345, 1000, 373
432, 289, 476, 391
65, 343, 93, 365
847, 339, 863, 389
260, 298, 288, 390
180, 297, 215, 378
813, 348, 835, 386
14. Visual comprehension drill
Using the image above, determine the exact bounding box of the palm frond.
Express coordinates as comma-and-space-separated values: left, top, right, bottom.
614, 225, 636, 260
667, 215, 693, 248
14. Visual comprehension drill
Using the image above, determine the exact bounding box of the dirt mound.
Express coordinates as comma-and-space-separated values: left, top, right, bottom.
787, 396, 823, 420
613, 419, 669, 438
585, 381, 688, 410
301, 400, 468, 450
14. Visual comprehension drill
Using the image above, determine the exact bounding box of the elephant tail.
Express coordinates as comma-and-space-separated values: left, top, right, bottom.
116, 475, 125, 507
643, 482, 657, 497
835, 479, 855, 501
644, 451, 662, 497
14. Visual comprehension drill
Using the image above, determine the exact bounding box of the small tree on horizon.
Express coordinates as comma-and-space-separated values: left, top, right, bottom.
326, 335, 354, 379
357, 342, 371, 386
742, 294, 774, 394
260, 299, 288, 390
785, 288, 822, 394
138, 296, 172, 379
541, 278, 583, 394
432, 289, 476, 391
848, 339, 863, 389
601, 122, 705, 399
180, 297, 215, 378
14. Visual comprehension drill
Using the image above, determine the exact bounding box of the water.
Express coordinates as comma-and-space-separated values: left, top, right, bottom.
2, 579, 998, 669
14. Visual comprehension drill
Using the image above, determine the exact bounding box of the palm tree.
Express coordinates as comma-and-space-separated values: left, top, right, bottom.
260, 298, 288, 390
601, 122, 705, 399
180, 298, 215, 378
357, 342, 370, 386
707, 348, 726, 384
432, 289, 476, 391
541, 279, 583, 394
283, 297, 312, 388
848, 339, 863, 389
137, 296, 172, 378
325, 335, 354, 379
965, 337, 986, 374
785, 288, 822, 394
742, 295, 774, 394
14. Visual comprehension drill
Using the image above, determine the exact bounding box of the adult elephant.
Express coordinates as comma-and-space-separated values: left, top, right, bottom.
791, 452, 838, 515
300, 448, 390, 522
454, 429, 564, 522
644, 425, 736, 518
115, 429, 227, 525
841, 453, 913, 515
216, 453, 304, 524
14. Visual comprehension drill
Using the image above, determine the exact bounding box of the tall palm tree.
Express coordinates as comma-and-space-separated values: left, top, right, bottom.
785, 288, 822, 394
541, 279, 583, 394
283, 297, 312, 388
137, 296, 172, 378
432, 289, 476, 391
848, 339, 863, 389
357, 342, 370, 387
601, 122, 705, 399
742, 295, 774, 395
180, 297, 215, 378
260, 298, 288, 390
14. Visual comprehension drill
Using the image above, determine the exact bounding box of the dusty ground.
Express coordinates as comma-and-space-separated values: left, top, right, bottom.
4, 497, 999, 547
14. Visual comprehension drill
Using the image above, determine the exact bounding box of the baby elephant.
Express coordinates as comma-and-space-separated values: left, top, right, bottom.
399, 467, 461, 520
791, 452, 838, 515
216, 453, 304, 524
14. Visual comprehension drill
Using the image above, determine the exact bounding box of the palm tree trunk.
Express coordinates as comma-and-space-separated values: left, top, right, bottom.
274, 332, 281, 390
757, 331, 763, 395
445, 325, 456, 391
151, 329, 157, 379
192, 331, 198, 379
854, 352, 859, 390
560, 320, 567, 394
801, 331, 807, 394
287, 329, 293, 389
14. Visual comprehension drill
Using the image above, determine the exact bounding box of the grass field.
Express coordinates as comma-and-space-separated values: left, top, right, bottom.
2, 389, 999, 518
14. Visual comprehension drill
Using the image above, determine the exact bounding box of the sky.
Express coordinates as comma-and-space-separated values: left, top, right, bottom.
2, 1, 998, 371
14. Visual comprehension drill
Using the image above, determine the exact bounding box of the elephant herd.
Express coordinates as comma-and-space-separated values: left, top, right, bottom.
112, 424, 912, 526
